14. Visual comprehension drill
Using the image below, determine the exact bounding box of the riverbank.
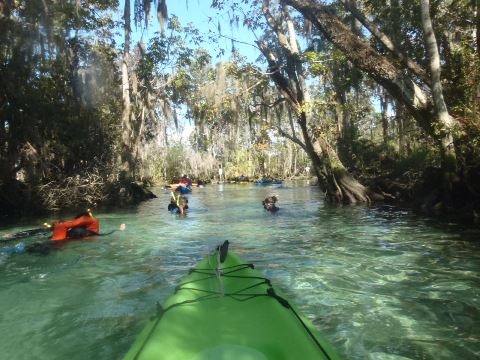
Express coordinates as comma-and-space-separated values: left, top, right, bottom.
361, 166, 480, 225
2, 167, 479, 227
0, 178, 157, 223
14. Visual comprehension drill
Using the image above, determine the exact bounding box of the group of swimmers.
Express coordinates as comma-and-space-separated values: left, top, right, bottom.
2, 181, 279, 255
165, 175, 193, 215
168, 175, 279, 215
179, 174, 193, 188
167, 188, 279, 216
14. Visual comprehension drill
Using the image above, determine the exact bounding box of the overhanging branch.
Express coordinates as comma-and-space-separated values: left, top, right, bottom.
276, 126, 307, 152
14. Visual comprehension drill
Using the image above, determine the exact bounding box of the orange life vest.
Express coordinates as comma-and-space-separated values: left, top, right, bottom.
51, 216, 100, 241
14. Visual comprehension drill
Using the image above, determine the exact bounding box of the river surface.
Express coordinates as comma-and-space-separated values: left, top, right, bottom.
1, 182, 479, 360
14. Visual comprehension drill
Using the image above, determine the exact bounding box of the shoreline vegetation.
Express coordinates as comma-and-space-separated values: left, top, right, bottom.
2, 164, 478, 226
1, 1, 479, 226
0, 175, 157, 222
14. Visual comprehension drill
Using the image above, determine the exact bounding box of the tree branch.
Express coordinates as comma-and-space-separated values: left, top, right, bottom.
256, 40, 301, 109
276, 126, 307, 152
281, 0, 434, 134
338, 0, 428, 83
251, 97, 287, 109
216, 33, 261, 50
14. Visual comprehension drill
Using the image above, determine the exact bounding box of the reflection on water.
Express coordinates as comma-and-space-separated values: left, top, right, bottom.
1, 182, 479, 359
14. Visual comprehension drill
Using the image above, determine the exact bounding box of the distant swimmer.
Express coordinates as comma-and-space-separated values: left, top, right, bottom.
262, 195, 279, 212
179, 174, 192, 188
168, 191, 189, 216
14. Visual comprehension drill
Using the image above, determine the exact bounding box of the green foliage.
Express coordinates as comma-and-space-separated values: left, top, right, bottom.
302, 51, 329, 77
224, 150, 255, 177
348, 136, 440, 178
162, 144, 187, 182
0, 0, 122, 214
2, 0, 479, 214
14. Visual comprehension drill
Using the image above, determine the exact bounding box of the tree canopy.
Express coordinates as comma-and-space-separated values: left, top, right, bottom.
1, 0, 479, 220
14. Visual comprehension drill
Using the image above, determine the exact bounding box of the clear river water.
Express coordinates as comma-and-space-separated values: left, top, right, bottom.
1, 182, 479, 360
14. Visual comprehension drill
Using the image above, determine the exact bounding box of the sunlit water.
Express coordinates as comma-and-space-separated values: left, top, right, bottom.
1, 182, 479, 360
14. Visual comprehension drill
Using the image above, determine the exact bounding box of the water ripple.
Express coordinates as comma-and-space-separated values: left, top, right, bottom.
0, 182, 479, 359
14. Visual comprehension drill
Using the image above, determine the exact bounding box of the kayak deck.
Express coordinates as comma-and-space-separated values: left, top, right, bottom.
124, 242, 340, 360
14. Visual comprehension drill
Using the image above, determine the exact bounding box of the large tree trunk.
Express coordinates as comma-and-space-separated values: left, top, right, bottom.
0, 1, 14, 185
280, 97, 372, 203
297, 111, 372, 204
397, 103, 405, 156
476, 0, 480, 56
420, 0, 456, 170
332, 61, 354, 166
315, 136, 371, 204
120, 0, 134, 178
476, 0, 480, 119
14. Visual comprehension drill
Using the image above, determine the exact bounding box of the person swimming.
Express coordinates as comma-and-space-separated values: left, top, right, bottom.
1, 211, 125, 255
179, 174, 192, 188
168, 192, 189, 215
262, 195, 279, 212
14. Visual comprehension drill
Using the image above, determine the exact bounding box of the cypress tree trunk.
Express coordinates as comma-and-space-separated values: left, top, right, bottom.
397, 104, 405, 156
315, 135, 371, 204
299, 112, 372, 203
476, 0, 480, 56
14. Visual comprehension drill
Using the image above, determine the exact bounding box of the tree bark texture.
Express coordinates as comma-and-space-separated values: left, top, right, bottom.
314, 136, 371, 204
121, 0, 134, 177
476, 0, 480, 56
420, 0, 456, 169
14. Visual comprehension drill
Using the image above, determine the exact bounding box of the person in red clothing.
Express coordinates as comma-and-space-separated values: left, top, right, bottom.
25, 210, 125, 255
179, 174, 192, 188
50, 210, 99, 241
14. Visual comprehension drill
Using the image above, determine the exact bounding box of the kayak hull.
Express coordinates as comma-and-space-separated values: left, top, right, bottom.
171, 185, 191, 194
253, 180, 282, 186
169, 183, 198, 188
123, 245, 340, 360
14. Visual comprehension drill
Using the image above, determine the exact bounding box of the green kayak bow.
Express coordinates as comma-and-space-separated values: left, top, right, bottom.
124, 241, 341, 360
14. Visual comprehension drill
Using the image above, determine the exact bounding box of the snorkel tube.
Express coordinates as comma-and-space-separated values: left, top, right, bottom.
171, 192, 180, 206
